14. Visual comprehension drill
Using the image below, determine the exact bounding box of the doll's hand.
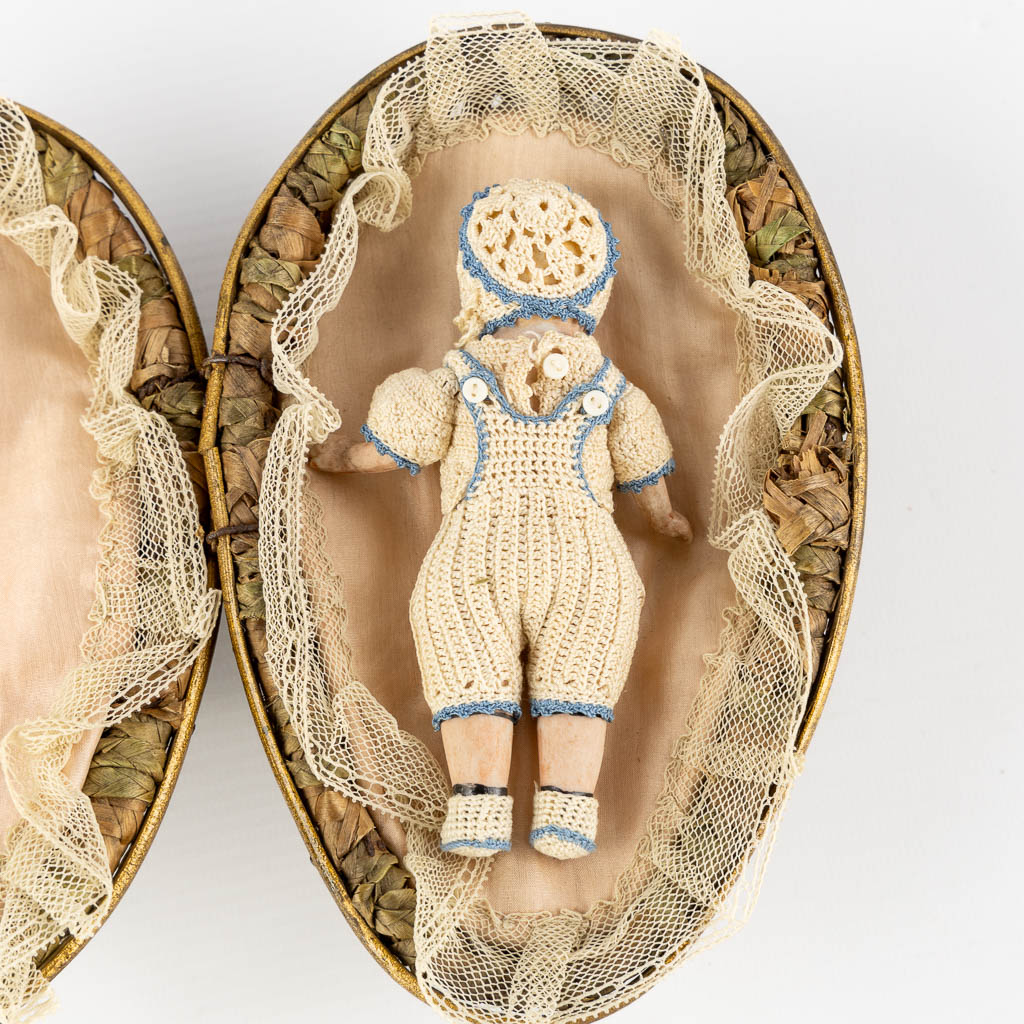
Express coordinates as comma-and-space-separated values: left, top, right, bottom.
309, 434, 356, 472
651, 508, 693, 542
632, 478, 693, 542
309, 437, 399, 474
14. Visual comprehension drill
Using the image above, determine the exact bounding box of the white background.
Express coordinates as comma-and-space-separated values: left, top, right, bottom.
4, 1, 1022, 1021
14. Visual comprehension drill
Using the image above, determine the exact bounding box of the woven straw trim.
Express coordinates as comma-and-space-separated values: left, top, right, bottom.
204, 22, 862, 1004
21, 112, 213, 975
209, 87, 418, 968
712, 93, 854, 685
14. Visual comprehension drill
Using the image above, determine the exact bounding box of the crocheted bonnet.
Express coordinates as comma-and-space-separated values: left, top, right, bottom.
454, 179, 620, 346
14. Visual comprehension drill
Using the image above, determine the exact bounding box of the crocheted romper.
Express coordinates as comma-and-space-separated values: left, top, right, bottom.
361, 330, 675, 728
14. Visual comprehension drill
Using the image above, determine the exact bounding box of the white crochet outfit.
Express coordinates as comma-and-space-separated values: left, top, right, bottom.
363, 332, 674, 725
359, 181, 675, 856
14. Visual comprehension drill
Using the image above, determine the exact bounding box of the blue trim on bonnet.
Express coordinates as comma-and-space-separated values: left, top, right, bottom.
530, 699, 614, 722
482, 304, 597, 339
529, 825, 596, 854
441, 837, 512, 853
432, 700, 522, 731
459, 184, 621, 339
616, 458, 676, 493
360, 423, 420, 475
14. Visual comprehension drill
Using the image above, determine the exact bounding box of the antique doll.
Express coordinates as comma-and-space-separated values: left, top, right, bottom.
312, 179, 691, 860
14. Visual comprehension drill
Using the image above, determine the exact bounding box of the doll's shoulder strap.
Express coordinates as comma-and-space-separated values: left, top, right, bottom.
602, 361, 630, 408
442, 348, 473, 379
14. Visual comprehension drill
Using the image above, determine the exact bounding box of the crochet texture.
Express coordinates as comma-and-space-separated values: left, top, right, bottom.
530, 789, 599, 860
363, 329, 674, 724
439, 793, 514, 857
454, 179, 620, 344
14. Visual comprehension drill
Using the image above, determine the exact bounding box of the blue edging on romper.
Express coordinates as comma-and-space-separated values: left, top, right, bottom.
530, 699, 614, 722
360, 423, 421, 475
459, 351, 611, 424
461, 378, 490, 500
571, 372, 628, 502
440, 837, 512, 853
432, 700, 523, 731
456, 352, 625, 505
616, 459, 676, 493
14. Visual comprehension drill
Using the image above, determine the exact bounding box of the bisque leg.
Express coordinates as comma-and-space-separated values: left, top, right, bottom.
532, 715, 606, 860
438, 715, 515, 857
440, 714, 514, 788
536, 714, 606, 792
309, 438, 399, 474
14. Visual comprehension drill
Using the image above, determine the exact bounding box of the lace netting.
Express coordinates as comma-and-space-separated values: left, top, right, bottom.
260, 15, 840, 1023
0, 99, 219, 1023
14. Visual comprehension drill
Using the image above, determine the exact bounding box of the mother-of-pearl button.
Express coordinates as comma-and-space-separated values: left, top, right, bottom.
461, 376, 488, 404
542, 352, 569, 379
583, 389, 610, 416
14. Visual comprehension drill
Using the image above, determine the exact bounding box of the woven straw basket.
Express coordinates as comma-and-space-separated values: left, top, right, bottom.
0, 103, 218, 1018
201, 19, 865, 1024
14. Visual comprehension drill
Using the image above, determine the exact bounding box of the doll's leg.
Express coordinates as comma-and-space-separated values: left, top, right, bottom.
411, 505, 521, 857
531, 715, 607, 856
441, 714, 514, 789
526, 517, 643, 859
437, 714, 516, 857
528, 715, 606, 860
536, 714, 606, 793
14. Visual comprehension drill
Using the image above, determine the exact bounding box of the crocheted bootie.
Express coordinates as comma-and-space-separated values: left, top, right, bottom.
529, 787, 598, 860
440, 789, 514, 857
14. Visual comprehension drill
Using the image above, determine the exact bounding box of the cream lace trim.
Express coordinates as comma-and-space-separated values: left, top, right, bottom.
0, 98, 219, 1023
260, 14, 841, 1023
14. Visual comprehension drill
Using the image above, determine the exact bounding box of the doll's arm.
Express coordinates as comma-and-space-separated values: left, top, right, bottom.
632, 477, 692, 541
609, 383, 692, 541
310, 437, 399, 473
310, 366, 458, 476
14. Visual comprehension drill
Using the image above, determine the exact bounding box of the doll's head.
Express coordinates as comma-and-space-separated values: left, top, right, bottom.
454, 179, 620, 346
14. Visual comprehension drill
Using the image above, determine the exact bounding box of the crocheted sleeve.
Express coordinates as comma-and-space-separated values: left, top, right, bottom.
361, 366, 459, 474
607, 384, 676, 493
